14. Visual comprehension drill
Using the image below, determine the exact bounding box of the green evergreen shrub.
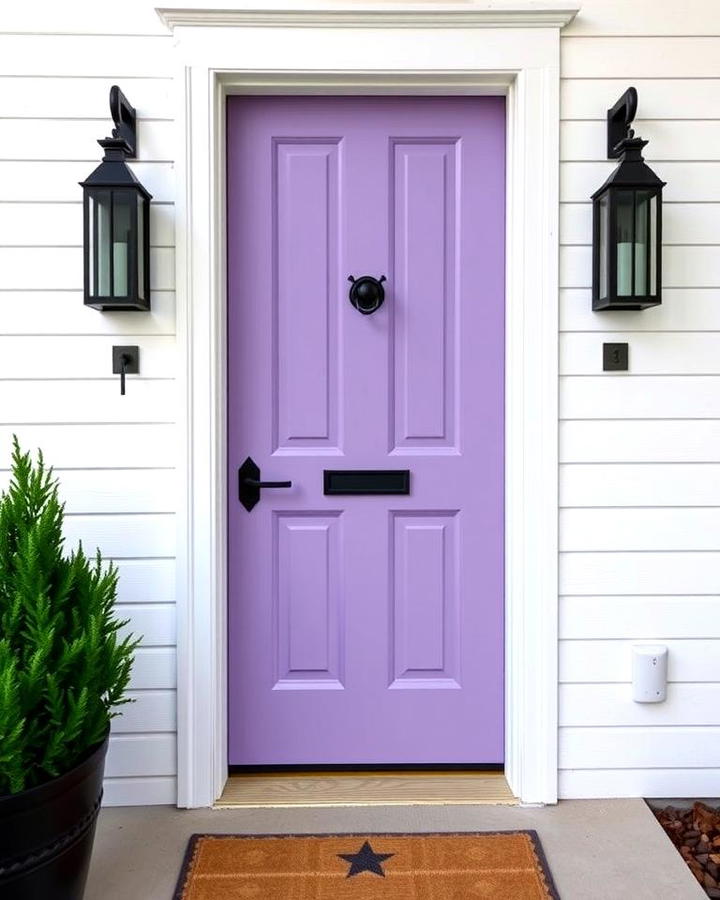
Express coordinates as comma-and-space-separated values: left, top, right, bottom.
0, 438, 140, 794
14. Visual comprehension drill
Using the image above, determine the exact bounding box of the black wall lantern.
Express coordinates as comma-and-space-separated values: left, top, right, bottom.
591, 87, 665, 310
80, 86, 151, 311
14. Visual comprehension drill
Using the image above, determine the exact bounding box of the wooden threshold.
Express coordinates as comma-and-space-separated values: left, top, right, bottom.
216, 771, 517, 808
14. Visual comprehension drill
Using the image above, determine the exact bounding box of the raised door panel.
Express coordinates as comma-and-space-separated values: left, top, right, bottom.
390, 511, 460, 689
274, 140, 341, 452
391, 140, 459, 452
273, 512, 344, 690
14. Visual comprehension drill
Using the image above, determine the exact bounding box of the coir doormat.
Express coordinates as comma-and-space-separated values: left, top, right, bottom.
174, 831, 560, 899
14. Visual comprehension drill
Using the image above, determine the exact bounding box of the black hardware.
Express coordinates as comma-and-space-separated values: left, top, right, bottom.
348, 275, 386, 315
591, 87, 665, 311
603, 342, 629, 371
324, 469, 410, 495
112, 345, 139, 395
238, 456, 292, 511
607, 86, 638, 159
80, 86, 152, 312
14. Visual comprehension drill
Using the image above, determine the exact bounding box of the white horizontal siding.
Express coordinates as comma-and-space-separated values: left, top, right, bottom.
112, 691, 177, 733
0, 35, 172, 76
561, 420, 720, 463
561, 685, 720, 725
561, 37, 720, 78
561, 597, 720, 639
113, 560, 175, 604
0, 21, 177, 807
130, 648, 176, 691
562, 375, 720, 419
102, 777, 176, 806
560, 727, 720, 769
0, 292, 175, 335
560, 508, 720, 551
116, 605, 176, 646
561, 464, 720, 506
560, 769, 720, 800
561, 552, 720, 596
105, 734, 176, 778
558, 18, 720, 800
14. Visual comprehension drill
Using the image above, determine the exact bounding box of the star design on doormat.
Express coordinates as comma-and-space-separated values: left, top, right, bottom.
338, 840, 395, 878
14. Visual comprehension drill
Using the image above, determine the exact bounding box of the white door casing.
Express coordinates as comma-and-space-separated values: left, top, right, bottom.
159, 2, 577, 808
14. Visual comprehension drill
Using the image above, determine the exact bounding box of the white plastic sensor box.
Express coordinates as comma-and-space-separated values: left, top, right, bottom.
632, 644, 668, 703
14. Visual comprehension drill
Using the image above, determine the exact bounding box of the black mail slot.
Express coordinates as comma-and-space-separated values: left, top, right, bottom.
323, 469, 410, 495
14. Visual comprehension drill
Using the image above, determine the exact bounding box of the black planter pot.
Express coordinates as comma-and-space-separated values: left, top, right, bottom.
0, 733, 109, 900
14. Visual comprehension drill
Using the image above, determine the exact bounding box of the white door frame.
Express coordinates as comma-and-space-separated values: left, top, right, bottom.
161, 3, 577, 808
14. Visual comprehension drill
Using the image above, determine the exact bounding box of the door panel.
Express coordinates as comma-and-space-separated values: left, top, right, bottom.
392, 139, 459, 449
391, 512, 460, 688
227, 96, 505, 766
274, 512, 343, 689
274, 139, 341, 451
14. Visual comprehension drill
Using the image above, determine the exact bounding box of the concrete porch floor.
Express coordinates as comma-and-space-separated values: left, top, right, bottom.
86, 799, 705, 899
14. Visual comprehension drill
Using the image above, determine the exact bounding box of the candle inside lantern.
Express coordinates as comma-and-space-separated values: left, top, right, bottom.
113, 239, 128, 296
617, 242, 632, 295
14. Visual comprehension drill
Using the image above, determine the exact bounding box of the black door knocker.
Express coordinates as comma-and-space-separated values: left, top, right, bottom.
348, 274, 386, 315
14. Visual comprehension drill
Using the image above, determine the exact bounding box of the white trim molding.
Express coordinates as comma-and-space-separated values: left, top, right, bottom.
167, 3, 574, 808
158, 3, 578, 29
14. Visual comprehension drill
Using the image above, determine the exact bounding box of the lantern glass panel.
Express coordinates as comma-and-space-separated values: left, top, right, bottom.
615, 191, 634, 297
598, 194, 608, 301
635, 191, 652, 296
649, 192, 657, 295
112, 192, 132, 298
137, 194, 145, 302
91, 191, 112, 297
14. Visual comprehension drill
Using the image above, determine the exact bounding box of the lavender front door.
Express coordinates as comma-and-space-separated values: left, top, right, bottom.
227, 96, 505, 766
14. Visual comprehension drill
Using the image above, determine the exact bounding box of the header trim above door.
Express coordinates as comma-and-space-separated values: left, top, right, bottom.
157, 5, 578, 29
167, 5, 572, 808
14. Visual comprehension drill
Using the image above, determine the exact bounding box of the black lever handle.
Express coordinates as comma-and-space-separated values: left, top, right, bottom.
119, 354, 131, 396
242, 477, 292, 489
238, 456, 292, 511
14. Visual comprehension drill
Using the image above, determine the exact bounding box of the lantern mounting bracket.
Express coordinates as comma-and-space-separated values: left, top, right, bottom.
607, 86, 638, 159
98, 85, 137, 160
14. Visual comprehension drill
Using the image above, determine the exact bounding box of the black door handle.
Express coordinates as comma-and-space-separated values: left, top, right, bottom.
238, 456, 292, 512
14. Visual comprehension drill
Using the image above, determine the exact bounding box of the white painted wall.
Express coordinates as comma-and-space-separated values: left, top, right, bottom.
1, 0, 719, 804
0, 3, 177, 805
558, 1, 720, 798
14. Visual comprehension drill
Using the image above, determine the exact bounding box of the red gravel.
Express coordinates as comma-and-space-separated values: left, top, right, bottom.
654, 802, 720, 897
